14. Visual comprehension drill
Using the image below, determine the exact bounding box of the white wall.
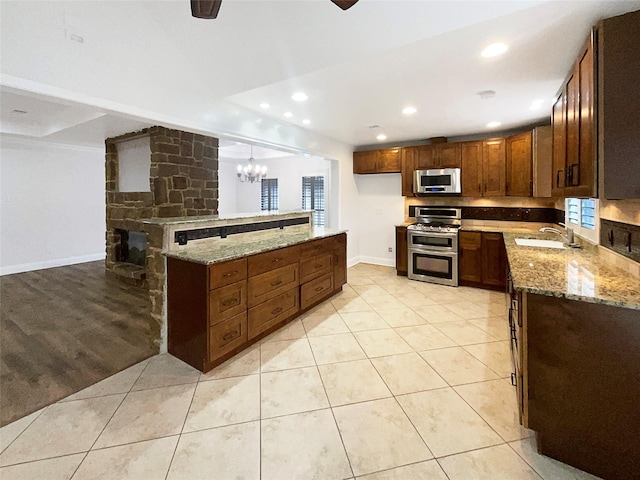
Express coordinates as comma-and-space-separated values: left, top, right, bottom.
0, 136, 106, 274
217, 161, 238, 216
353, 173, 405, 266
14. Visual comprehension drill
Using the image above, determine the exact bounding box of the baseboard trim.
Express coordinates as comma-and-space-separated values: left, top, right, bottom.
0, 253, 106, 276
357, 256, 395, 267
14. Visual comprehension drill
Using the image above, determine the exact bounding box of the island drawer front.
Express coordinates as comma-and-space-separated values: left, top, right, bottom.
209, 258, 247, 290
300, 272, 334, 310
299, 238, 333, 259
248, 245, 300, 277
209, 280, 247, 326
299, 253, 333, 284
209, 311, 247, 362
247, 263, 300, 308
248, 288, 299, 339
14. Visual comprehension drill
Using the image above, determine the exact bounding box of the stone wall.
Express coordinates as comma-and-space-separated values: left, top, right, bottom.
105, 126, 219, 350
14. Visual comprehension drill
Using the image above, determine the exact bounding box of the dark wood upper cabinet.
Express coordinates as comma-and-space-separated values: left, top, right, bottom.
551, 31, 597, 198
437, 143, 461, 168
600, 10, 640, 199
482, 138, 506, 197
353, 148, 401, 174
506, 131, 533, 196
461, 141, 483, 197
415, 145, 437, 169
401, 147, 417, 196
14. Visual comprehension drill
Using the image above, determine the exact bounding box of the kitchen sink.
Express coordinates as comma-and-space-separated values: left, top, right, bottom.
514, 238, 566, 249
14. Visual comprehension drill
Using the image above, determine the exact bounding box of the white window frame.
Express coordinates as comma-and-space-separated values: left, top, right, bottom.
565, 198, 599, 244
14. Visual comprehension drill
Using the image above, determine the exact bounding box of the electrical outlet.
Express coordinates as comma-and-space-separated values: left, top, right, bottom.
388, 247, 393, 252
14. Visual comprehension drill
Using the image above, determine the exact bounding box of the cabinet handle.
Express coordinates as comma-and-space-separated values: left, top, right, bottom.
556, 169, 564, 188
478, 183, 481, 194
315, 286, 324, 292
314, 263, 323, 269
270, 279, 283, 286
272, 257, 282, 263
608, 229, 614, 246
223, 270, 238, 278
221, 297, 239, 307
568, 163, 579, 186
271, 307, 283, 315
627, 232, 632, 253
511, 373, 517, 387
222, 330, 239, 341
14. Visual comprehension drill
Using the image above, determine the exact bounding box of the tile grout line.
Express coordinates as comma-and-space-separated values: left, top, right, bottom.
0, 406, 48, 457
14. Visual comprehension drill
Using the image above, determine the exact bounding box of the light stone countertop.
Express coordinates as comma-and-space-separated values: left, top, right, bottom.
143, 209, 312, 226
163, 227, 346, 265
503, 232, 640, 310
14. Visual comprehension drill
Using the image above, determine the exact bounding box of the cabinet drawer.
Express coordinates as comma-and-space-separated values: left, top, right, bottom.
300, 272, 334, 310
300, 238, 333, 259
248, 288, 300, 339
209, 280, 247, 325
209, 311, 247, 362
299, 253, 332, 284
248, 245, 300, 277
209, 258, 247, 290
247, 263, 299, 308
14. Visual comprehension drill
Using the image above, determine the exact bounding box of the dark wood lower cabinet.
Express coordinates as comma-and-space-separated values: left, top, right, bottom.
168, 233, 347, 372
520, 293, 640, 480
459, 231, 506, 290
395, 226, 408, 276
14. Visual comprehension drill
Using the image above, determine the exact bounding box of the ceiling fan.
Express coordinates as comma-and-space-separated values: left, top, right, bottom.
191, 0, 359, 19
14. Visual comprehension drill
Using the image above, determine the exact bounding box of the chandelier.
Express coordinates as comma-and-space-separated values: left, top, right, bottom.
237, 145, 267, 183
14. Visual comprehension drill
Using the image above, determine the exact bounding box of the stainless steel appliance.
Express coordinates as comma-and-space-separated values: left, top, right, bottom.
413, 168, 461, 195
407, 207, 461, 286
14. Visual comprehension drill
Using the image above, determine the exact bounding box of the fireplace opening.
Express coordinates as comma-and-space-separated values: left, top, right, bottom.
116, 230, 146, 266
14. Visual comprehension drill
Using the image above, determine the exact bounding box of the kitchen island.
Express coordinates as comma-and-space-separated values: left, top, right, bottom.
503, 232, 640, 480
161, 211, 347, 373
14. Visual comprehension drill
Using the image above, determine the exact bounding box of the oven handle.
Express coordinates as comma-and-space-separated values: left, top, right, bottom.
408, 248, 458, 258
407, 230, 459, 238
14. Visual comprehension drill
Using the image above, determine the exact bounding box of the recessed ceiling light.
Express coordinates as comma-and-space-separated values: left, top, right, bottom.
291, 92, 308, 102
486, 121, 502, 128
529, 99, 545, 110
402, 106, 417, 115
302, 119, 311, 125
376, 134, 387, 141
481, 42, 509, 58
260, 103, 269, 109
284, 112, 293, 118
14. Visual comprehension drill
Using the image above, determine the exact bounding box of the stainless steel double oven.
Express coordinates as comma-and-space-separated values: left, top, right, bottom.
407, 207, 461, 287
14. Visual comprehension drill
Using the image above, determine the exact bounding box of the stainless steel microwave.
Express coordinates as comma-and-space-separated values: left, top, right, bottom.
413, 168, 461, 194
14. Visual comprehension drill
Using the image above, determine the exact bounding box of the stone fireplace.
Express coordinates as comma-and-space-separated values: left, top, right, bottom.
105, 126, 219, 349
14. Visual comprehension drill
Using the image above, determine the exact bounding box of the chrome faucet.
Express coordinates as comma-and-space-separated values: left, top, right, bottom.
539, 223, 577, 246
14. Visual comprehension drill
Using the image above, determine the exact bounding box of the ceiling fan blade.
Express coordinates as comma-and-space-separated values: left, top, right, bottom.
191, 0, 222, 19
330, 0, 359, 10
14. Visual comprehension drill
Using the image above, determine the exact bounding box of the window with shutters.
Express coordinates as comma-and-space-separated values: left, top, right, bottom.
565, 197, 599, 244
261, 178, 278, 211
302, 176, 325, 227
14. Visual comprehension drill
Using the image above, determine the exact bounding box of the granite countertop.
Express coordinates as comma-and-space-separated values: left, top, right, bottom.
503, 232, 640, 310
164, 227, 346, 265
143, 209, 312, 226
460, 224, 551, 234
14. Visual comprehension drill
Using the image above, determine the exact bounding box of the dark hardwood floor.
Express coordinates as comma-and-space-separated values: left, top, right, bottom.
0, 261, 157, 426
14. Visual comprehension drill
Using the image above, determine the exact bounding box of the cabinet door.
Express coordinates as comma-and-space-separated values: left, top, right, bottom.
377, 148, 402, 173
566, 36, 596, 197
482, 139, 506, 196
401, 147, 417, 196
565, 66, 580, 193
395, 226, 408, 275
353, 150, 378, 174
506, 132, 533, 197
333, 234, 347, 288
551, 92, 567, 196
461, 141, 483, 197
415, 145, 437, 169
481, 233, 507, 288
437, 143, 461, 168
459, 232, 482, 283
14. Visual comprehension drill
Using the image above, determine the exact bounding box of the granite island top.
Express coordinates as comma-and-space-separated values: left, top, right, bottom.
503, 232, 640, 310
164, 227, 346, 265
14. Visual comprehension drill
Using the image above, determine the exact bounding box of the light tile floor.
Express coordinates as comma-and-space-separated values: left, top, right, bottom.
0, 263, 602, 480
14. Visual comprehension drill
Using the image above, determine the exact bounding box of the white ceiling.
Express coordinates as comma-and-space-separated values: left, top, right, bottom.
1, 0, 638, 152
